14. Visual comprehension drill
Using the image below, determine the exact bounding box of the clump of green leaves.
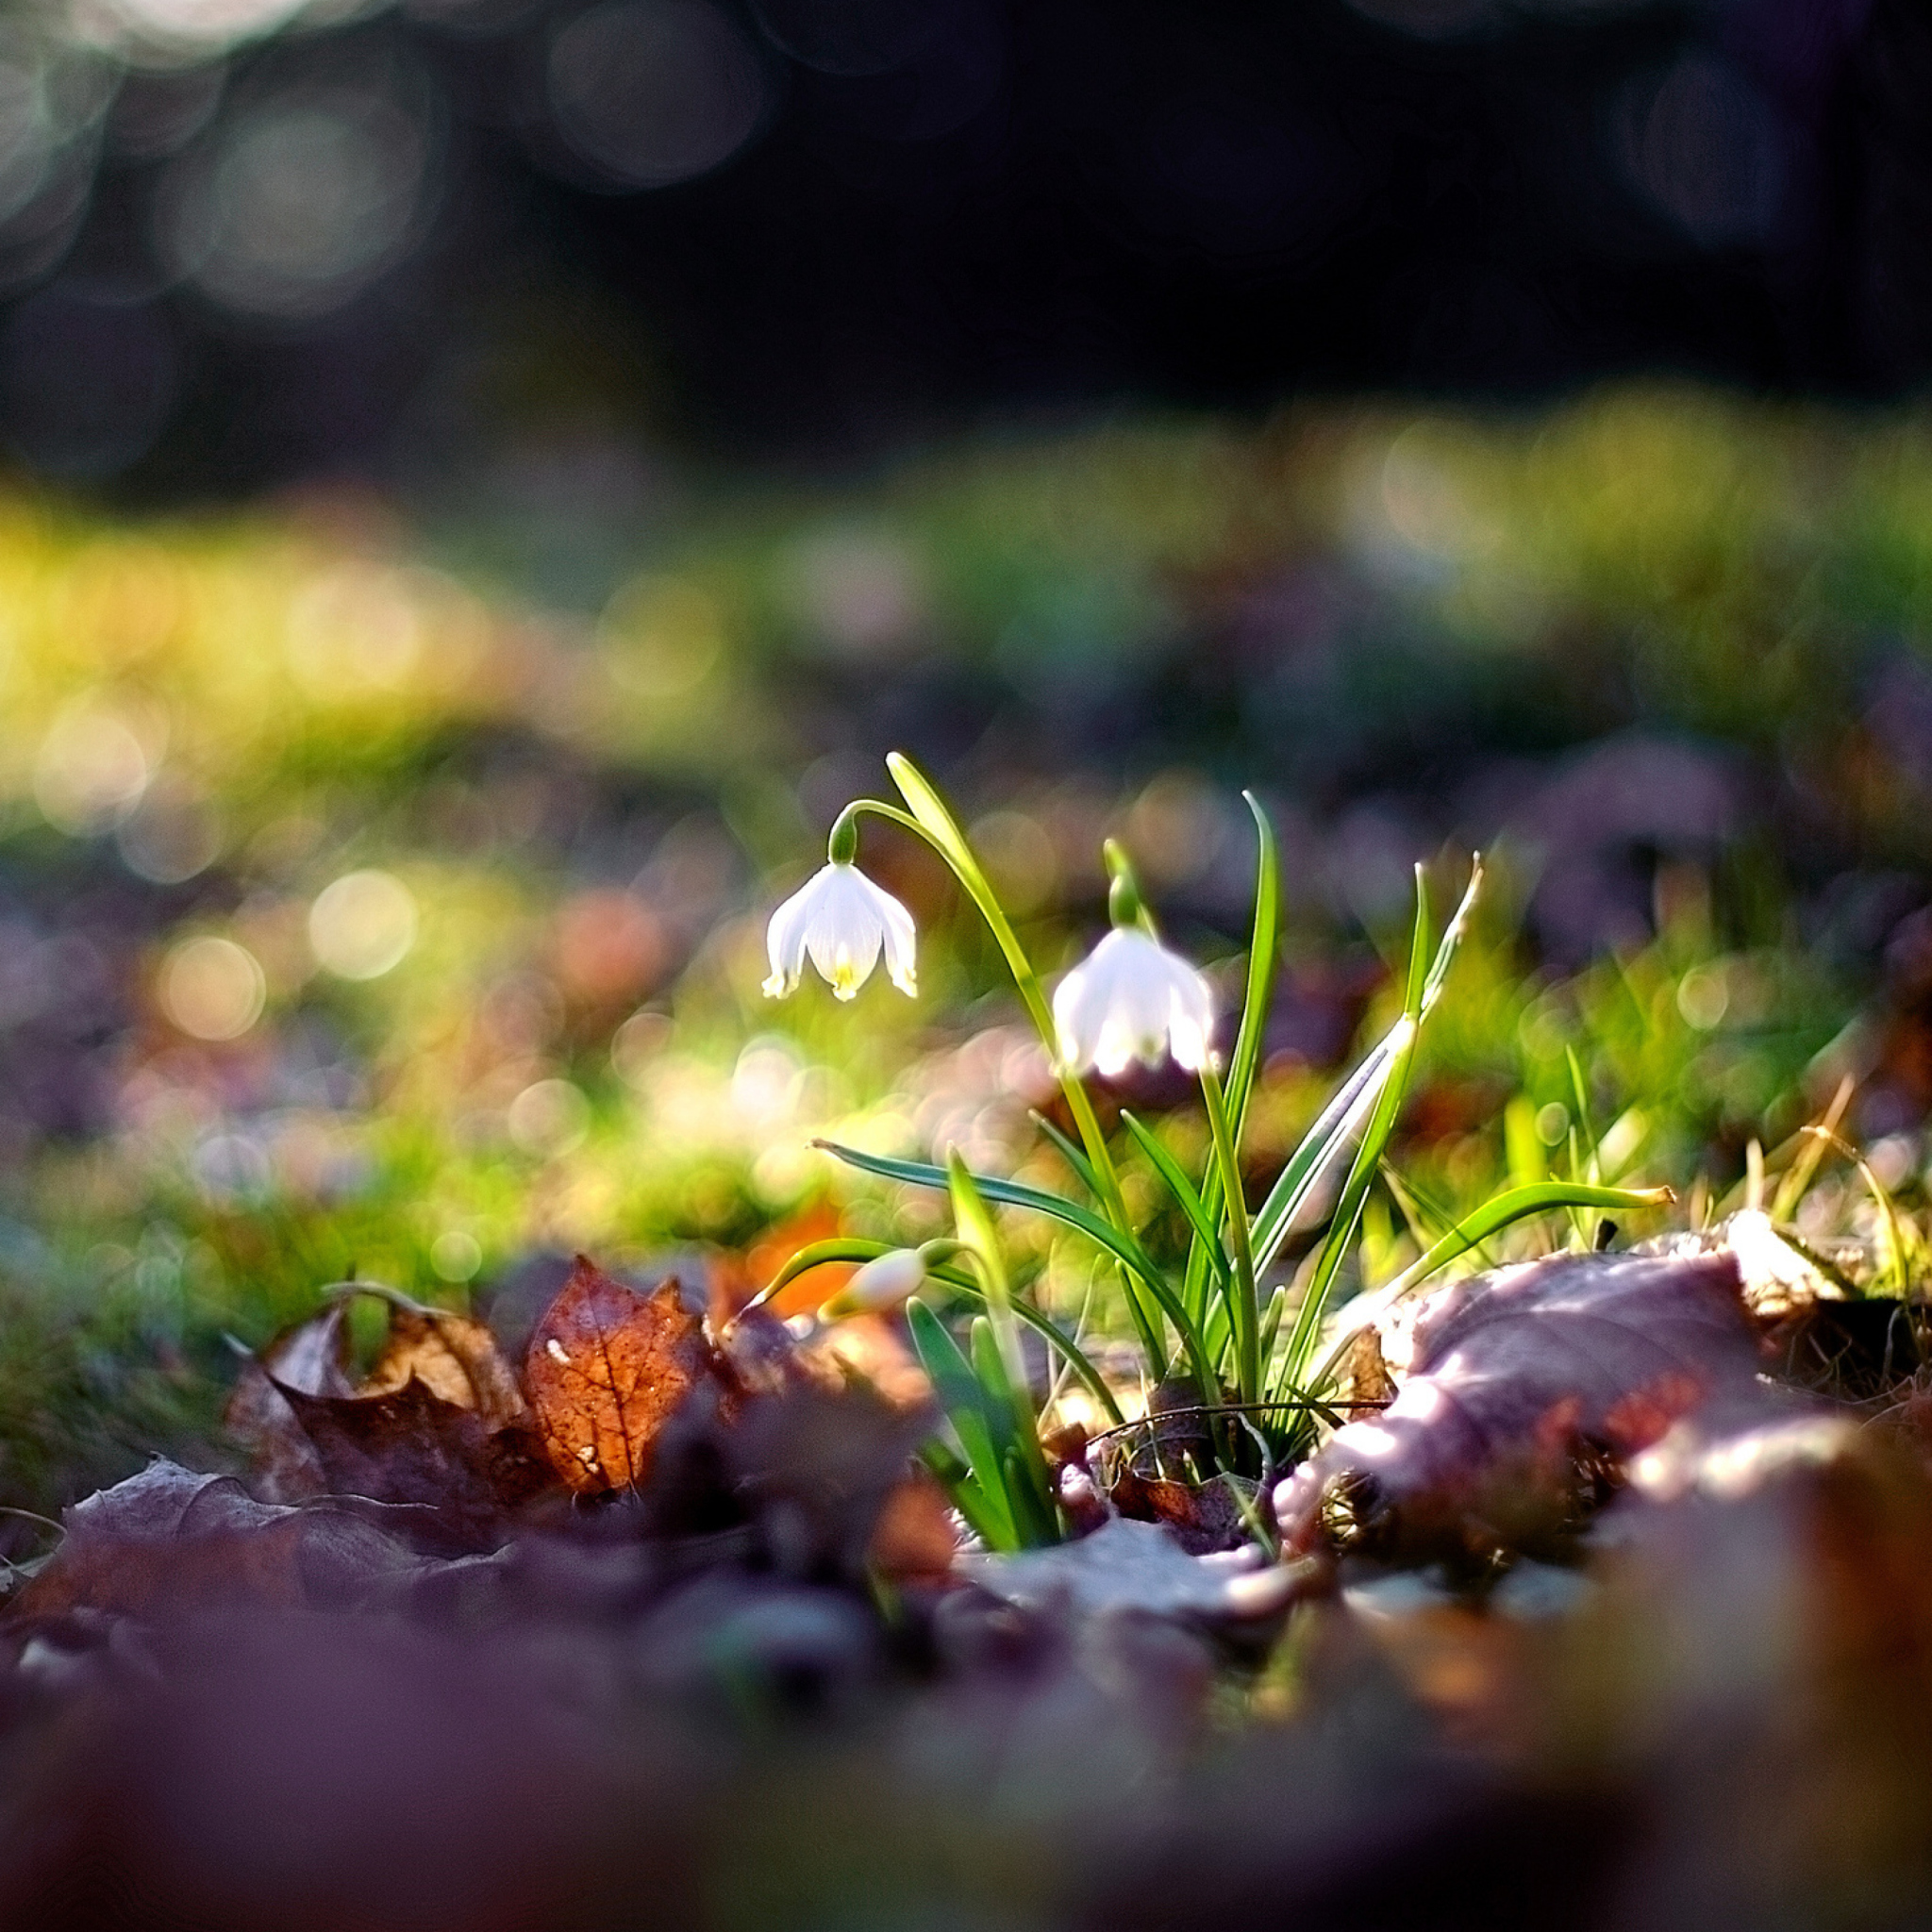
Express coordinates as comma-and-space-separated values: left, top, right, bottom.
758, 755, 1669, 1545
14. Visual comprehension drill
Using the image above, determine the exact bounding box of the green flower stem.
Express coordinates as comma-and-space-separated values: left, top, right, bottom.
835, 783, 1170, 1373
1198, 1062, 1260, 1404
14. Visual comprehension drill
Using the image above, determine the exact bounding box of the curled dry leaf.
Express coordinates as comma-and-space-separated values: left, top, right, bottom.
225, 1290, 531, 1509
224, 1289, 553, 1544
8, 1459, 413, 1622
358, 1299, 527, 1428
1085, 1379, 1258, 1555
524, 1257, 718, 1493
1095, 1467, 1257, 1557
1274, 1247, 1776, 1561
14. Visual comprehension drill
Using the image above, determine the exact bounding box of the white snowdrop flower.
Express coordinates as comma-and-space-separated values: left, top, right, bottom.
762, 861, 917, 1001
819, 1247, 926, 1320
1052, 927, 1215, 1077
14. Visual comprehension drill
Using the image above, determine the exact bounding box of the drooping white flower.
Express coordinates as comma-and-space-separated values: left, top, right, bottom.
819, 1247, 926, 1320
1052, 927, 1215, 1076
762, 861, 917, 1001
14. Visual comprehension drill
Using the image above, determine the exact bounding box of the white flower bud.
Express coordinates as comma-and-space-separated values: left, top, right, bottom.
819, 1247, 927, 1320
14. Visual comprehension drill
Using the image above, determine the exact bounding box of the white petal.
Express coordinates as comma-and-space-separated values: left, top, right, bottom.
762, 870, 823, 997
864, 872, 919, 997
1052, 927, 1214, 1074
1161, 952, 1217, 1071
1053, 945, 1116, 1070
802, 866, 886, 1000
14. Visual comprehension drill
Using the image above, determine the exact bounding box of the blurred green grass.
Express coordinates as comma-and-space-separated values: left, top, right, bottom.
3, 385, 1930, 1519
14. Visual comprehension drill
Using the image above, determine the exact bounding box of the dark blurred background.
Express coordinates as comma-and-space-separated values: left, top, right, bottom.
1, 0, 1925, 499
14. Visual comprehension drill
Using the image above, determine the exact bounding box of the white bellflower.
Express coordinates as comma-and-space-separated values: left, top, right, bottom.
762, 861, 918, 1002
1052, 927, 1215, 1076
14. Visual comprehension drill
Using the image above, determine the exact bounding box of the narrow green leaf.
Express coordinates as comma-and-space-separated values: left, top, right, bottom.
970, 1318, 1052, 1546
1258, 1284, 1287, 1364
1122, 1111, 1228, 1275
969, 1315, 1019, 1450
1202, 1294, 1232, 1375
1184, 791, 1279, 1325
1226, 791, 1280, 1134
1566, 1046, 1599, 1177
818, 1138, 1215, 1395
1265, 856, 1485, 1395
952, 1158, 1053, 1516
1247, 1030, 1404, 1277
1384, 1180, 1675, 1297
918, 1441, 1007, 1548
743, 1236, 891, 1315
1420, 854, 1483, 1014
1003, 1447, 1057, 1546
931, 1277, 1123, 1423
1274, 869, 1432, 1390
1029, 1109, 1101, 1199
823, 1140, 1141, 1266
948, 1153, 1017, 1355
741, 1229, 1116, 1414
886, 752, 983, 890
888, 749, 1165, 1372
907, 1301, 1016, 1551
1404, 861, 1432, 1014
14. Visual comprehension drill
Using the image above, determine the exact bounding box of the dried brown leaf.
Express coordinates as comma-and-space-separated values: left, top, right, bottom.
524, 1257, 717, 1493
274, 1377, 559, 1552
359, 1302, 527, 1428
1336, 1325, 1397, 1408
1275, 1247, 1774, 1560
1100, 1468, 1256, 1556
8, 1460, 413, 1622
222, 1303, 356, 1503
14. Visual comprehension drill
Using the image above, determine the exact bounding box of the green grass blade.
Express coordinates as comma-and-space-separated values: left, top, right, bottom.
1420, 854, 1483, 1015
1263, 856, 1485, 1393
1258, 1284, 1287, 1364
820, 1139, 1149, 1271
1202, 1294, 1231, 1374
748, 1229, 1122, 1424
1566, 1045, 1599, 1178
937, 1277, 1124, 1423
742, 1236, 891, 1314
1003, 1448, 1054, 1546
968, 1315, 1053, 1545
950, 1156, 1054, 1524
884, 752, 1159, 1362
1226, 791, 1281, 1134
